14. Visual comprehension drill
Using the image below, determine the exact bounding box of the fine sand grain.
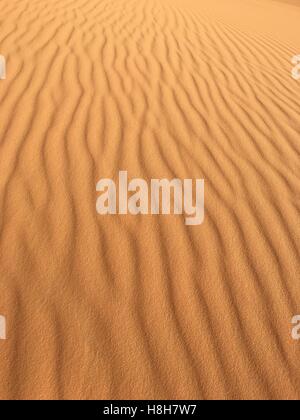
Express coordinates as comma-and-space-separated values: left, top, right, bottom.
0, 0, 300, 400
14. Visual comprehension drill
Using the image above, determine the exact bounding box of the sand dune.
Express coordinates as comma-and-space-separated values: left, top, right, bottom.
0, 0, 300, 400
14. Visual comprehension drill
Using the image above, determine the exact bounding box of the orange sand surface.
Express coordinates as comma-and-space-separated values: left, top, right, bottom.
0, 0, 300, 400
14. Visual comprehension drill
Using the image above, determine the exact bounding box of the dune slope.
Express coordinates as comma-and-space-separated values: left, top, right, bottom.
0, 0, 300, 399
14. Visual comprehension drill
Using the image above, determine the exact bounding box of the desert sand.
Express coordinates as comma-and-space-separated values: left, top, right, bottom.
0, 0, 300, 400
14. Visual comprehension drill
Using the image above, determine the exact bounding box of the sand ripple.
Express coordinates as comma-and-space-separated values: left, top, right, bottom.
0, 0, 299, 399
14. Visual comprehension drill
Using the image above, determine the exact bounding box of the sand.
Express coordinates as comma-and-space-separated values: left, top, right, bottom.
0, 0, 300, 400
